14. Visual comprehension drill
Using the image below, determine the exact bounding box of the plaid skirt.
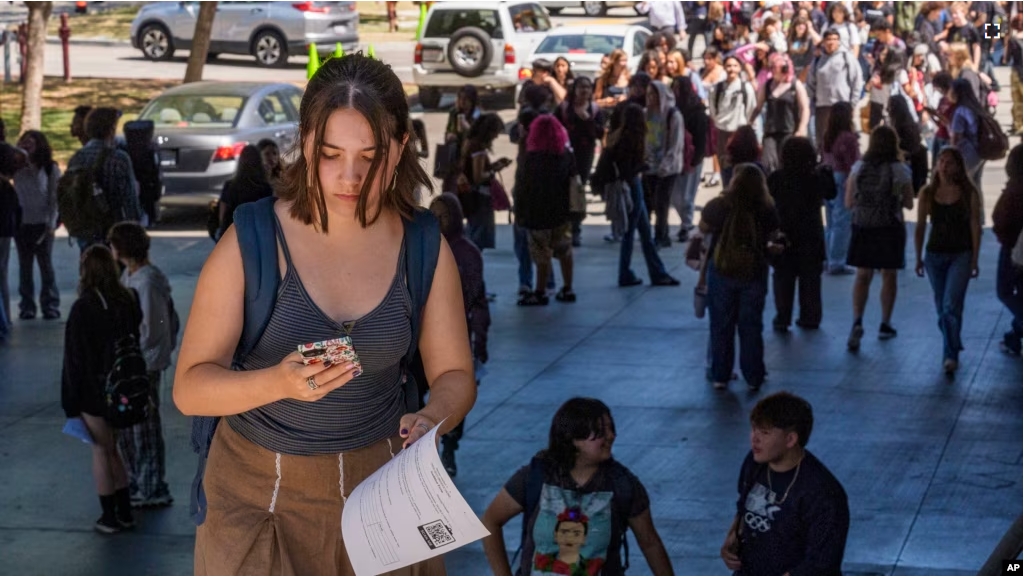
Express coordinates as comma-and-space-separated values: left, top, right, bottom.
195, 421, 446, 576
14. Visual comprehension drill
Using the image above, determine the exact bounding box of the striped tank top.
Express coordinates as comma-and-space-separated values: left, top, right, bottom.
226, 215, 412, 455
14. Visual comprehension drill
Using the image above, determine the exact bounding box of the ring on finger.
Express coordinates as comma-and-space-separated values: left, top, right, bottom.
415, 422, 430, 433
307, 376, 319, 390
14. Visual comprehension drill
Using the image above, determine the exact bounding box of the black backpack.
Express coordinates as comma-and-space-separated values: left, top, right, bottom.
713, 204, 763, 280
853, 162, 901, 228
714, 80, 751, 112
57, 148, 112, 239
98, 291, 151, 429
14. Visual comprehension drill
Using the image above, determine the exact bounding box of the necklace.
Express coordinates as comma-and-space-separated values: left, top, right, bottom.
767, 455, 804, 505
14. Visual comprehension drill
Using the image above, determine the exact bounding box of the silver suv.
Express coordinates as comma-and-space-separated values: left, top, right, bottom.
413, 1, 552, 109
130, 1, 359, 68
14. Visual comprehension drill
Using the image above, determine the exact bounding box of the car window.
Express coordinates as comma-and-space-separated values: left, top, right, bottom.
140, 95, 247, 127
256, 94, 290, 125
424, 9, 503, 39
536, 34, 624, 54
274, 91, 299, 122
508, 3, 551, 32
287, 91, 303, 119
633, 31, 649, 55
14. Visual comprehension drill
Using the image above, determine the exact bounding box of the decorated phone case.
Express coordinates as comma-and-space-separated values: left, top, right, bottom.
298, 337, 362, 370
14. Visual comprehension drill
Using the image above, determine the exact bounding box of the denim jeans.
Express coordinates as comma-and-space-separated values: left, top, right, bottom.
824, 171, 852, 271
674, 169, 702, 231
707, 264, 768, 386
513, 222, 555, 291
924, 251, 972, 362
619, 175, 670, 284
642, 173, 677, 243
997, 245, 1023, 342
0, 236, 10, 332
15, 224, 59, 317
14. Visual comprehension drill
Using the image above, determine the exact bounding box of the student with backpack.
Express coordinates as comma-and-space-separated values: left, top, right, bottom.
61, 245, 144, 534
482, 397, 674, 576
13, 130, 61, 321
671, 75, 708, 242
644, 80, 685, 249
557, 76, 605, 247
806, 30, 863, 150
844, 126, 915, 351
700, 164, 781, 392
709, 56, 757, 189
748, 53, 810, 173
821, 102, 861, 275
61, 107, 143, 252
172, 55, 474, 575
948, 77, 1000, 191
107, 222, 176, 507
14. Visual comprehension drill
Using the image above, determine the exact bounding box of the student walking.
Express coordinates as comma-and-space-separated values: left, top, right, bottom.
173, 55, 475, 575
992, 144, 1023, 355
556, 76, 605, 247
62, 245, 143, 534
721, 392, 850, 576
700, 164, 782, 391
844, 126, 915, 351
748, 53, 810, 173
768, 137, 832, 332
644, 80, 685, 248
671, 75, 708, 242
709, 56, 757, 189
13, 130, 61, 320
482, 398, 675, 576
913, 148, 982, 375
807, 30, 863, 150
821, 102, 860, 275
458, 113, 508, 251
108, 222, 175, 507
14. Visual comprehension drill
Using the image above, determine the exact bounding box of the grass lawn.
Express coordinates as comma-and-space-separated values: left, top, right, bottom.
50, 5, 137, 41
0, 77, 178, 165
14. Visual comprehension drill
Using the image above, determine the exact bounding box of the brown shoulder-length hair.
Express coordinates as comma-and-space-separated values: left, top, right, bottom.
277, 53, 431, 232
79, 245, 133, 303
918, 146, 980, 208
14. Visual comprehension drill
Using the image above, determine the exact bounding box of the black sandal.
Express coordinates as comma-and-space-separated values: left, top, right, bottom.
555, 288, 577, 303
517, 292, 550, 306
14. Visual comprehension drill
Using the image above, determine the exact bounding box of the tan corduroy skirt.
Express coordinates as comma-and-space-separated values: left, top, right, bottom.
195, 421, 446, 576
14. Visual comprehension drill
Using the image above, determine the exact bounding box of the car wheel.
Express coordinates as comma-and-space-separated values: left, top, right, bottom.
253, 30, 288, 68
582, 1, 607, 16
547, 7, 562, 14
447, 27, 493, 78
418, 86, 442, 110
206, 52, 219, 61
139, 23, 175, 61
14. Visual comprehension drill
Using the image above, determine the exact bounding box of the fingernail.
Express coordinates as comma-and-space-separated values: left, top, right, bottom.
352, 369, 362, 378
400, 428, 409, 436
346, 363, 356, 371
323, 360, 333, 368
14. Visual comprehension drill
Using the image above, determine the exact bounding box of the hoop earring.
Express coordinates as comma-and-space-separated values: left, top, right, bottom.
390, 168, 398, 192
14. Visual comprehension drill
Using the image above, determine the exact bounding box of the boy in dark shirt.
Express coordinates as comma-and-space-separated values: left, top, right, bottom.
721, 392, 850, 576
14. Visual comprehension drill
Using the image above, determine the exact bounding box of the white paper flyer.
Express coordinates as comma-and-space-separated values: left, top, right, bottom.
341, 420, 490, 576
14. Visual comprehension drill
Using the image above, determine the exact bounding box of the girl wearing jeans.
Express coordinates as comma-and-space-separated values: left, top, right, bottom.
820, 102, 860, 275
914, 147, 981, 375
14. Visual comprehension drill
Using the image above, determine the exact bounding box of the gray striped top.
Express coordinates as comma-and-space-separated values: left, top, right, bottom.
226, 217, 412, 455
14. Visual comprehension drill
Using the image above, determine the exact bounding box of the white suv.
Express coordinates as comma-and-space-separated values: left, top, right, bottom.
413, 1, 552, 109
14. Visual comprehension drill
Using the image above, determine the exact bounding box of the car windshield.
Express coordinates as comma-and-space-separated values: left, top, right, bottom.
140, 95, 247, 127
536, 34, 624, 54
509, 3, 552, 32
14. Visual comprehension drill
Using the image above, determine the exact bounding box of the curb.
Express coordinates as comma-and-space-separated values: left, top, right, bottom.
45, 35, 130, 47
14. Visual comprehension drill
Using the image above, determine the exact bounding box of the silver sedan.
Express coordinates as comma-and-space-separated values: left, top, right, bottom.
136, 81, 302, 206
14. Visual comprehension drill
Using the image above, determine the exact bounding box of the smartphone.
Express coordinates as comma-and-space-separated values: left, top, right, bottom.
298, 337, 361, 370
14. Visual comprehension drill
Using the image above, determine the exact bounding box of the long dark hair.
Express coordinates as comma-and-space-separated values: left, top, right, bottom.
639, 50, 663, 78
232, 144, 269, 193
256, 138, 282, 180
823, 101, 854, 153
726, 126, 761, 165
463, 112, 504, 157
18, 130, 54, 173
79, 245, 133, 303
779, 136, 817, 175
728, 163, 774, 212
553, 56, 575, 87
607, 103, 645, 169
950, 77, 986, 117
918, 146, 979, 209
569, 75, 594, 107
862, 125, 902, 164
278, 53, 429, 232
671, 75, 703, 112
540, 397, 615, 473
887, 95, 921, 153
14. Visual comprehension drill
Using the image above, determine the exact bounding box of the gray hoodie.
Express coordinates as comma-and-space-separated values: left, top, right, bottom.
806, 47, 863, 108
121, 264, 174, 373
645, 80, 685, 177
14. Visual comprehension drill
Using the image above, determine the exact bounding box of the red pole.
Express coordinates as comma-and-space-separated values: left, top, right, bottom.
59, 13, 71, 81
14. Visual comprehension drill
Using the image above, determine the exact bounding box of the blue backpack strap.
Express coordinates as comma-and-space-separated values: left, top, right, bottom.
401, 208, 441, 412
189, 196, 280, 525
511, 456, 547, 574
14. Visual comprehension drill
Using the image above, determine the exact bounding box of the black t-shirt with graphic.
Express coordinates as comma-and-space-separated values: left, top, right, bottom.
950, 24, 982, 58
734, 450, 850, 576
505, 457, 650, 576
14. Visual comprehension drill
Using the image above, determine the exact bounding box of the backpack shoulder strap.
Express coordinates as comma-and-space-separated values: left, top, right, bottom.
512, 457, 547, 573
401, 208, 441, 412
609, 462, 637, 572
189, 196, 279, 527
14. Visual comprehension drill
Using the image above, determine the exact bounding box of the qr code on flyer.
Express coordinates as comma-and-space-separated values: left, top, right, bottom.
417, 520, 455, 550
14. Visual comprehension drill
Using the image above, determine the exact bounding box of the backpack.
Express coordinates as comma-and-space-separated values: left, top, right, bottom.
57, 148, 112, 239
976, 110, 1009, 161
513, 457, 635, 576
714, 80, 750, 112
98, 290, 151, 429
713, 203, 763, 280
188, 196, 441, 525
853, 162, 901, 228
816, 164, 838, 201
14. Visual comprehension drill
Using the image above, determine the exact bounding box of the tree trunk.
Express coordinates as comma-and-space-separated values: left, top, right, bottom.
183, 1, 217, 83
20, 1, 52, 133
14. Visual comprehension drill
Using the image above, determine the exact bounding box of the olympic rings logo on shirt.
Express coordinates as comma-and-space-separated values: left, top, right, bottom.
745, 512, 772, 533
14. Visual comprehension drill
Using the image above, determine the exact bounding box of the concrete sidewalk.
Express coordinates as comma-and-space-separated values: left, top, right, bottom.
0, 206, 1020, 574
